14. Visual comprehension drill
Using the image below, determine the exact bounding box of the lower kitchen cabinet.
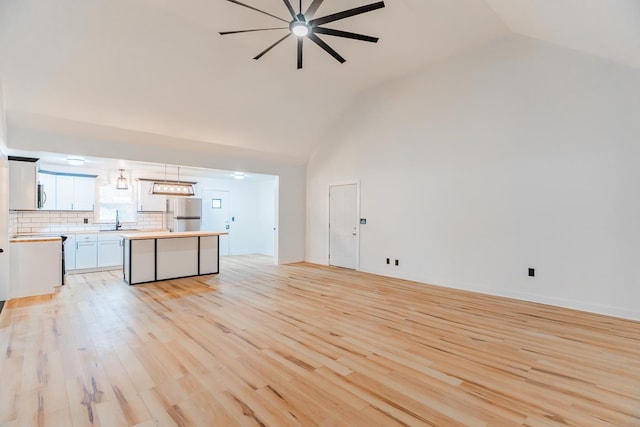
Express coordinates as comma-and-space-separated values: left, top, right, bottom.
75, 234, 98, 269
10, 238, 61, 298
98, 234, 124, 267
67, 233, 124, 272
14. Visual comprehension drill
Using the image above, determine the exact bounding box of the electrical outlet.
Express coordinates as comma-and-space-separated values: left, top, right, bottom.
386, 258, 390, 264
395, 259, 399, 266
83, 218, 89, 224
528, 268, 535, 277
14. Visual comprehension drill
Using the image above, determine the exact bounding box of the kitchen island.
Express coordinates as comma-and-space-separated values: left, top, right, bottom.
121, 231, 228, 285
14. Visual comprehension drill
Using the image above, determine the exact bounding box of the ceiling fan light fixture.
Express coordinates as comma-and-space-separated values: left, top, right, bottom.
291, 21, 309, 37
220, 0, 385, 68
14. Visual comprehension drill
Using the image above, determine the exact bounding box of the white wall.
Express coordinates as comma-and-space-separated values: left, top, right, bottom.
0, 83, 9, 301
307, 35, 640, 320
7, 116, 305, 264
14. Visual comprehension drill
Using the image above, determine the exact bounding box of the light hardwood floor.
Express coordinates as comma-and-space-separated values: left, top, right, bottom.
0, 255, 638, 426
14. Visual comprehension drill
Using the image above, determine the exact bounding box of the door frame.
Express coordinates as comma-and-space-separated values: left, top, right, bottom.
327, 181, 360, 271
0, 84, 9, 301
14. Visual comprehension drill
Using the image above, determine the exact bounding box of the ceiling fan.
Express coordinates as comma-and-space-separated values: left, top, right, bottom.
220, 0, 385, 69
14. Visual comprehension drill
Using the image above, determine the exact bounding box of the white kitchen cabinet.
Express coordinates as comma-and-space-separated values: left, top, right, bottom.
75, 234, 98, 269
138, 180, 166, 212
55, 175, 75, 210
49, 174, 96, 211
38, 172, 57, 210
10, 239, 61, 298
74, 177, 96, 210
9, 158, 38, 210
63, 235, 76, 270
97, 234, 123, 268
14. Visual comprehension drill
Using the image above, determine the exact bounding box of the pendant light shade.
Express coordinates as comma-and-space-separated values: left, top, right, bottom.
116, 169, 129, 190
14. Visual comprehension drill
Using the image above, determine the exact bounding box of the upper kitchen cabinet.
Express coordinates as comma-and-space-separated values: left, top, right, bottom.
138, 180, 166, 212
55, 175, 74, 211
39, 171, 97, 211
72, 176, 97, 210
8, 157, 38, 210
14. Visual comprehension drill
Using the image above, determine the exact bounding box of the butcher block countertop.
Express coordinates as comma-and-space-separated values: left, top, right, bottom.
120, 231, 229, 240
10, 236, 63, 243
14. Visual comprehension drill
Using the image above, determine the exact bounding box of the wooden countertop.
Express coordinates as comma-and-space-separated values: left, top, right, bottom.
120, 231, 229, 240
13, 229, 169, 237
10, 236, 63, 244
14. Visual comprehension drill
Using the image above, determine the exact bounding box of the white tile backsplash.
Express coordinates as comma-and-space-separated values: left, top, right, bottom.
10, 210, 164, 235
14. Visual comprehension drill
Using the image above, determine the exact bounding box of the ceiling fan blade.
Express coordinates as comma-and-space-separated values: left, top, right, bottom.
304, 0, 325, 19
282, 0, 296, 18
225, 0, 289, 23
313, 27, 379, 43
309, 1, 385, 27
297, 37, 303, 69
253, 33, 292, 60
219, 27, 288, 35
307, 33, 345, 64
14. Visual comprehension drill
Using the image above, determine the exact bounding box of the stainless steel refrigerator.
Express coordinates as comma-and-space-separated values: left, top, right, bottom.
166, 198, 202, 232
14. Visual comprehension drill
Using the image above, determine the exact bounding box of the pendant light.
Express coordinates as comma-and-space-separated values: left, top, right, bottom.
116, 169, 129, 190
150, 165, 195, 196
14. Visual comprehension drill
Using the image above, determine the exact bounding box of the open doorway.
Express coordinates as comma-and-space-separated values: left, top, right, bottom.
200, 176, 276, 262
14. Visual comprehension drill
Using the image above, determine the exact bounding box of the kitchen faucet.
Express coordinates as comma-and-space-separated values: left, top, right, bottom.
115, 210, 122, 230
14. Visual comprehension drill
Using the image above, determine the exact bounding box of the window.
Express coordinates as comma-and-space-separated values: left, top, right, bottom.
97, 171, 137, 223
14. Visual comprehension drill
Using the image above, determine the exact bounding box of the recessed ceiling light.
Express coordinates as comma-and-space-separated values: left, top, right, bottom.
67, 156, 85, 166
233, 172, 246, 180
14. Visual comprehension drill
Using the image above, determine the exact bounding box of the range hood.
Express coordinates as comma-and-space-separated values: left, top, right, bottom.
139, 178, 197, 196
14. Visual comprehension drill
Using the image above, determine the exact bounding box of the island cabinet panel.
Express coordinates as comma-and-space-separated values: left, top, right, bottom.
125, 239, 155, 284
156, 237, 199, 280
200, 235, 219, 275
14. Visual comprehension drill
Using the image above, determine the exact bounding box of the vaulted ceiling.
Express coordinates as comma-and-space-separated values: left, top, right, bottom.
1, 0, 638, 162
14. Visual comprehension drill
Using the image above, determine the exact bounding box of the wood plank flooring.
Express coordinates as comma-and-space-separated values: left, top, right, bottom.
0, 255, 638, 426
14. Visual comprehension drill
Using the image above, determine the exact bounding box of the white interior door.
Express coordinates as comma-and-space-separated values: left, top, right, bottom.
0, 86, 9, 301
201, 190, 231, 256
329, 184, 358, 269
